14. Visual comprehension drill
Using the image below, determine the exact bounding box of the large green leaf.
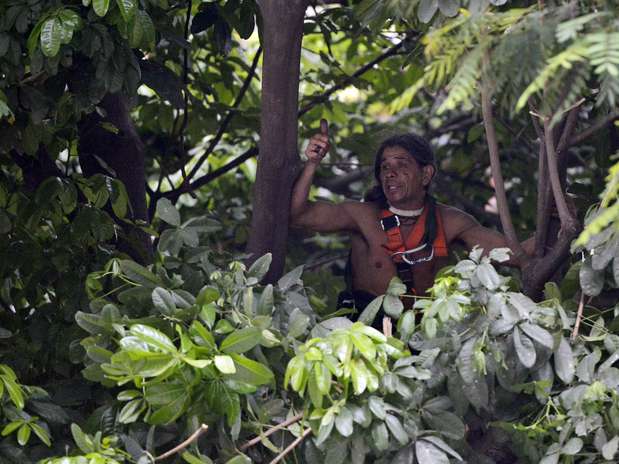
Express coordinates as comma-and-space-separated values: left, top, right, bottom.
116, 0, 136, 22
385, 414, 408, 445
554, 337, 576, 383
220, 327, 262, 354
92, 0, 110, 16
156, 198, 180, 226
40, 18, 61, 57
230, 354, 274, 385
513, 326, 536, 368
371, 422, 389, 451
415, 439, 449, 464
520, 322, 555, 349
129, 324, 177, 353
335, 407, 353, 437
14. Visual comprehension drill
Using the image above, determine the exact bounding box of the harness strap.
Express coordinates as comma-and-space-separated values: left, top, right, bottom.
379, 198, 448, 293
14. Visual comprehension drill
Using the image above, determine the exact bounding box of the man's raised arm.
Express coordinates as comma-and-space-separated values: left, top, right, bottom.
290, 120, 360, 233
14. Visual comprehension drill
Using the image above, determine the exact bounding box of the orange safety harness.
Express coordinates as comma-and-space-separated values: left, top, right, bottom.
380, 198, 448, 295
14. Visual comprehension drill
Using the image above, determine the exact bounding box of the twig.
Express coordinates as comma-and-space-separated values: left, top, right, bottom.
240, 413, 303, 451
268, 427, 312, 464
480, 50, 525, 259
571, 291, 585, 341
155, 424, 209, 461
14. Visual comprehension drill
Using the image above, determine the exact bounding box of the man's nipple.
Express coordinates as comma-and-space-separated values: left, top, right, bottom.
375, 261, 383, 269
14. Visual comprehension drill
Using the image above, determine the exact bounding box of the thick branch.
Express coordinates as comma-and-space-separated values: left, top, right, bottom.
529, 109, 552, 258
480, 54, 525, 258
543, 118, 577, 232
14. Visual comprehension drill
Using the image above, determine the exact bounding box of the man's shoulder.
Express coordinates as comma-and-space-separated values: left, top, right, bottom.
436, 203, 474, 221
436, 203, 481, 239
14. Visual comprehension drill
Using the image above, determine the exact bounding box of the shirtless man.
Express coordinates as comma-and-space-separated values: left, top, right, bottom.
290, 120, 525, 313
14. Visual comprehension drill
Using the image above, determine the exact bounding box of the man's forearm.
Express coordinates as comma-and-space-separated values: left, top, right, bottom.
290, 161, 319, 224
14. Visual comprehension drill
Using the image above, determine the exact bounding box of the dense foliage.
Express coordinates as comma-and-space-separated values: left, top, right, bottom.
1, 0, 618, 462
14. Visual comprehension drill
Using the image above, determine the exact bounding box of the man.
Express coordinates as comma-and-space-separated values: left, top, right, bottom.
290, 120, 526, 315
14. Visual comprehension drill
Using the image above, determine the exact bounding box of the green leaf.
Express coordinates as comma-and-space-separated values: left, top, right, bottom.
420, 435, 463, 461
2, 421, 23, 436
40, 18, 61, 57
257, 284, 274, 315
118, 399, 145, 424
520, 322, 555, 349
335, 407, 354, 437
156, 198, 180, 226
116, 0, 136, 22
476, 263, 502, 290
514, 326, 536, 368
214, 355, 236, 374
2, 377, 24, 409
415, 439, 449, 464
288, 308, 310, 339
368, 396, 386, 420
129, 324, 177, 353
230, 354, 274, 385
92, 0, 110, 16
152, 287, 175, 315
224, 455, 251, 464
220, 327, 262, 354
350, 359, 369, 395
562, 437, 583, 455
603, 436, 619, 460
383, 294, 403, 318
17, 424, 31, 446
247, 253, 271, 281
29, 422, 51, 447
350, 331, 376, 362
457, 337, 477, 384
277, 265, 304, 290
71, 424, 94, 453
199, 304, 217, 330
371, 422, 389, 451
580, 259, 604, 296
418, 0, 438, 23
358, 295, 384, 326
385, 414, 408, 445
554, 336, 575, 384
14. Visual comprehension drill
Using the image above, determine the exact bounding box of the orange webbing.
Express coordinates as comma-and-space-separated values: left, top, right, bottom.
380, 206, 448, 258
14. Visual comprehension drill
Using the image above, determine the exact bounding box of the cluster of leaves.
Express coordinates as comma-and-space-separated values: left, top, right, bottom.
574, 156, 619, 299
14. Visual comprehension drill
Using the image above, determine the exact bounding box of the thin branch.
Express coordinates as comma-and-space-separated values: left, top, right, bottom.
543, 118, 577, 230
480, 51, 525, 258
298, 31, 417, 117
567, 111, 619, 148
571, 291, 585, 341
240, 413, 303, 451
155, 424, 209, 461
268, 427, 312, 464
529, 106, 551, 258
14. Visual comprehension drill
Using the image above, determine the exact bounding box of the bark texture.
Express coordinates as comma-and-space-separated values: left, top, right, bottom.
246, 0, 308, 282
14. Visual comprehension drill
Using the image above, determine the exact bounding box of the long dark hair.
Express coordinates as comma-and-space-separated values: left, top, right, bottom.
365, 133, 435, 208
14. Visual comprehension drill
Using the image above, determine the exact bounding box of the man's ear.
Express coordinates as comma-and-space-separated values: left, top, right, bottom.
422, 165, 435, 186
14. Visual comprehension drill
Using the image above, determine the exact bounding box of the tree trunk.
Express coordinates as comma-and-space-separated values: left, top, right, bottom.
78, 93, 152, 263
246, 0, 308, 282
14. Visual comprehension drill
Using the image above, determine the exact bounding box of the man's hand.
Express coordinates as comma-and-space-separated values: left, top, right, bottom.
304, 119, 330, 165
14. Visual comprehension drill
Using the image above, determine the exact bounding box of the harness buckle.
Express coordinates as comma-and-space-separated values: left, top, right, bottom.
381, 215, 400, 231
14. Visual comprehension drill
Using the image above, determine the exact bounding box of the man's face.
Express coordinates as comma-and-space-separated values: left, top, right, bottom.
379, 146, 434, 208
